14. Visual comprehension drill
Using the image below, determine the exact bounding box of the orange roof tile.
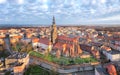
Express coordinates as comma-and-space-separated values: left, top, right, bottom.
106, 64, 117, 75
54, 42, 63, 50
32, 38, 39, 43
26, 33, 32, 38
12, 35, 22, 39
91, 50, 100, 56
39, 38, 50, 45
0, 30, 7, 33
101, 46, 111, 51
57, 35, 78, 42
0, 36, 5, 39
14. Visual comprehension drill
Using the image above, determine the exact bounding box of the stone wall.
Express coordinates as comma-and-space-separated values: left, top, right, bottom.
30, 56, 99, 73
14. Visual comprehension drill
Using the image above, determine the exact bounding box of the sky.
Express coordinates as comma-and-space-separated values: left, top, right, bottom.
0, 0, 120, 25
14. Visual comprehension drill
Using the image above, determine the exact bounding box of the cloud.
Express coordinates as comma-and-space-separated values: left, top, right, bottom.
97, 14, 120, 21
41, 4, 48, 11
100, 0, 106, 4
0, 0, 6, 4
0, 17, 9, 21
17, 0, 24, 4
92, 0, 97, 4
80, 14, 120, 24
0, 0, 120, 24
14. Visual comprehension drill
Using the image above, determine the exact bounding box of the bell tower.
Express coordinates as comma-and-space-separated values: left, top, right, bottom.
51, 16, 57, 44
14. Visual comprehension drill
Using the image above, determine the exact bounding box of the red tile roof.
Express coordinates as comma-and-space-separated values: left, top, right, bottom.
26, 33, 32, 38
0, 36, 5, 39
91, 50, 100, 56
54, 42, 73, 50
97, 36, 104, 39
57, 35, 78, 42
106, 64, 117, 75
12, 35, 22, 39
32, 38, 39, 43
53, 42, 63, 50
39, 38, 50, 45
0, 30, 7, 33
106, 37, 120, 41
101, 46, 111, 51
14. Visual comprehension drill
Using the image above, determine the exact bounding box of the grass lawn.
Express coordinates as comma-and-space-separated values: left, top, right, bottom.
29, 51, 44, 58
75, 57, 97, 64
29, 51, 98, 65
24, 65, 58, 75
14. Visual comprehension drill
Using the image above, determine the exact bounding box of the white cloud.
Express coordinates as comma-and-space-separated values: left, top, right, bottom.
41, 4, 48, 11
56, 9, 61, 13
37, 0, 47, 4
81, 0, 90, 5
1, 0, 120, 24
18, 0, 24, 4
92, 0, 97, 4
0, 0, 6, 4
0, 17, 9, 21
90, 9, 96, 14
19, 6, 24, 12
99, 15, 120, 21
85, 14, 120, 24
100, 0, 106, 4
42, 0, 47, 3
28, 6, 39, 10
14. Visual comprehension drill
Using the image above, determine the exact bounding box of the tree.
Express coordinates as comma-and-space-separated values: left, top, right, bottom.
5, 71, 11, 75
50, 67, 58, 75
26, 44, 33, 52
21, 47, 26, 52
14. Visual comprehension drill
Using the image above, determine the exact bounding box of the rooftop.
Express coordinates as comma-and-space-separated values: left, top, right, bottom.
7, 52, 27, 59
96, 67, 109, 75
57, 35, 78, 42
54, 42, 73, 50
39, 37, 50, 45
8, 62, 23, 67
32, 38, 39, 43
107, 50, 120, 54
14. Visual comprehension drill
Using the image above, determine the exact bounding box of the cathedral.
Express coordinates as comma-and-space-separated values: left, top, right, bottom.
50, 16, 82, 58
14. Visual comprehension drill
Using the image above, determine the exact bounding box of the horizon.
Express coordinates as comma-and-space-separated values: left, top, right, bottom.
0, 0, 120, 25
0, 24, 120, 27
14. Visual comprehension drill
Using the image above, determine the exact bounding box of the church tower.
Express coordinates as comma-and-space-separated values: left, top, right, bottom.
51, 16, 57, 44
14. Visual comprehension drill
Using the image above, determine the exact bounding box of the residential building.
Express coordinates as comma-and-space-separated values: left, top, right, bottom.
102, 50, 120, 61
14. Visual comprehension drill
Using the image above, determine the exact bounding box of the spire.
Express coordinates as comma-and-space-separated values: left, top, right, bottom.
51, 16, 57, 44
53, 16, 55, 24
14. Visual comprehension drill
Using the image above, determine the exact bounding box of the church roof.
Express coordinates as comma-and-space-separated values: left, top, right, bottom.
39, 38, 50, 45
57, 35, 78, 42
